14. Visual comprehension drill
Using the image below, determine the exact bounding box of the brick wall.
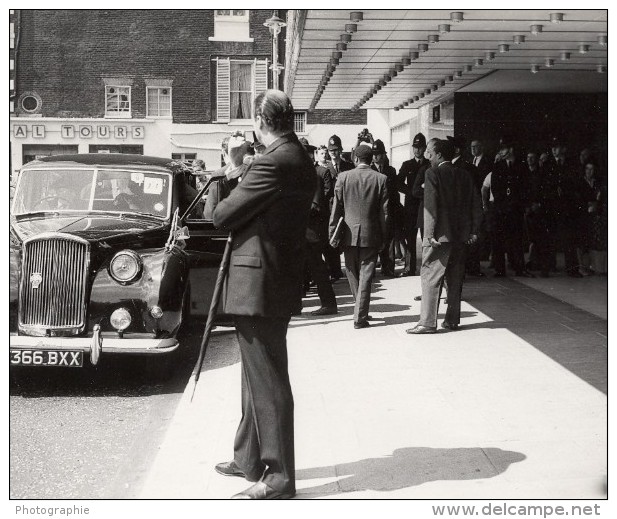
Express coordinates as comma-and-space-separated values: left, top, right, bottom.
307, 109, 367, 125
15, 10, 278, 123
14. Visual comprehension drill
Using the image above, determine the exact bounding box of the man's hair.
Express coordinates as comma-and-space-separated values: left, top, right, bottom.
253, 89, 294, 133
432, 139, 455, 161
221, 136, 230, 154
192, 159, 205, 169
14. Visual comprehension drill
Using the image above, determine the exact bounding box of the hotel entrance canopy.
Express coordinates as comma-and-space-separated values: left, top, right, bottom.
284, 10, 608, 111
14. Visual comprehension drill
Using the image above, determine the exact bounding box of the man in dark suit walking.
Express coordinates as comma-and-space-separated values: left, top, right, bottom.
407, 139, 482, 334
324, 134, 354, 281
212, 90, 315, 500
329, 144, 389, 329
397, 133, 429, 277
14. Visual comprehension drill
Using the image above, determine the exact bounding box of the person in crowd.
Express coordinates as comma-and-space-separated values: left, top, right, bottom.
397, 132, 429, 277
329, 144, 389, 329
490, 142, 534, 278
315, 144, 330, 168
212, 90, 315, 500
372, 139, 398, 277
579, 160, 607, 274
538, 151, 550, 169
470, 139, 492, 188
523, 150, 552, 277
407, 138, 482, 334
470, 138, 493, 264
301, 138, 338, 315
547, 137, 585, 277
324, 134, 354, 281
191, 159, 209, 192
449, 136, 485, 277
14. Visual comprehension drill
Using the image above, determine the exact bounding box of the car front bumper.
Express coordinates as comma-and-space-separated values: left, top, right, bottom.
10, 325, 178, 366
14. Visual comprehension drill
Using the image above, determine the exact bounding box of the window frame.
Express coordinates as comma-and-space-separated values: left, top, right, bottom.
105, 85, 132, 119
146, 86, 172, 119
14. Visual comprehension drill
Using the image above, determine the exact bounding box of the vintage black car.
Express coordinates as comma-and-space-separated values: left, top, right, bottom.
9, 154, 227, 374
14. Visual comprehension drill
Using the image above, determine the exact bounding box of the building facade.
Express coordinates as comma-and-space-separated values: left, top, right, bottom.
9, 9, 367, 177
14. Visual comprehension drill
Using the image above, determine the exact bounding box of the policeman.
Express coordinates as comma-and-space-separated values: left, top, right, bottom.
372, 139, 399, 277
397, 133, 429, 276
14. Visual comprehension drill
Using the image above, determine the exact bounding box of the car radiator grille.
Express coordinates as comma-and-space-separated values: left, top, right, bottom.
19, 236, 90, 331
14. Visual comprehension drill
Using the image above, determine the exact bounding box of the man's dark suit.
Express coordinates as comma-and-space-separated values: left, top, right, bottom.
323, 159, 354, 277
454, 156, 484, 275
397, 157, 430, 274
305, 168, 337, 308
419, 161, 482, 328
212, 132, 315, 494
373, 161, 398, 274
329, 163, 389, 324
471, 155, 493, 261
491, 159, 529, 275
545, 158, 585, 272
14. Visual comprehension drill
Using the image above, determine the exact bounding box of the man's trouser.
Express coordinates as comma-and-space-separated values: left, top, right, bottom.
418, 242, 467, 328
233, 315, 295, 493
343, 246, 378, 324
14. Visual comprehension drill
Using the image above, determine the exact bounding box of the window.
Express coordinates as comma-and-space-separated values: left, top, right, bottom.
230, 62, 253, 119
147, 87, 172, 117
216, 58, 268, 123
105, 86, 131, 118
215, 9, 247, 17
10, 22, 15, 49
293, 112, 306, 134
210, 9, 252, 42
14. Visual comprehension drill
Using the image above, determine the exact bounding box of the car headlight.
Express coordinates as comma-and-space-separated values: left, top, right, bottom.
110, 308, 132, 331
109, 250, 142, 283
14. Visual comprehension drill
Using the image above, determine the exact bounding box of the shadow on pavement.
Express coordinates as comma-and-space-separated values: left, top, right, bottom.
296, 446, 526, 498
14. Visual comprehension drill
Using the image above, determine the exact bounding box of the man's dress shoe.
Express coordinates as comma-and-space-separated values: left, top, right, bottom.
441, 321, 459, 331
381, 269, 397, 278
310, 306, 338, 316
515, 270, 535, 278
215, 461, 248, 479
354, 321, 370, 329
405, 324, 437, 334
231, 481, 295, 500
413, 295, 422, 301
398, 269, 415, 278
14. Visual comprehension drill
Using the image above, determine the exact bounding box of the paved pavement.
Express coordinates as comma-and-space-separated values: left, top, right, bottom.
140, 265, 607, 500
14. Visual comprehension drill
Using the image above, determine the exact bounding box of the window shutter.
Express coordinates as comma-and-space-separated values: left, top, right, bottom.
254, 58, 268, 97
216, 58, 231, 122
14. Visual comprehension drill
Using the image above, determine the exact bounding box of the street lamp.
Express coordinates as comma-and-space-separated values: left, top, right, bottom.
264, 11, 286, 90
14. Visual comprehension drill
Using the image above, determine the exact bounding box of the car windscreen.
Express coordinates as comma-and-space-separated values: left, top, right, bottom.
12, 168, 172, 219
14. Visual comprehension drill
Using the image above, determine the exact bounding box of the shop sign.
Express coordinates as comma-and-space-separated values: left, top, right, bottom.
12, 123, 144, 140
13, 125, 46, 138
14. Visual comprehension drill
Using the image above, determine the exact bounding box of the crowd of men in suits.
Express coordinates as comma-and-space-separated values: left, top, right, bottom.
294, 129, 606, 329
200, 124, 606, 331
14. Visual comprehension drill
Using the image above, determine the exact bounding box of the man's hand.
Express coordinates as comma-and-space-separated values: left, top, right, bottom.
429, 237, 441, 248
466, 234, 478, 245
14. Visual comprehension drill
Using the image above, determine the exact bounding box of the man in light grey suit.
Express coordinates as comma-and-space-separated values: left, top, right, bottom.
329, 144, 389, 329
407, 139, 482, 334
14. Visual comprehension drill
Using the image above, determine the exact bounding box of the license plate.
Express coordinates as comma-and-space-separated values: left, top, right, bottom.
9, 349, 83, 367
